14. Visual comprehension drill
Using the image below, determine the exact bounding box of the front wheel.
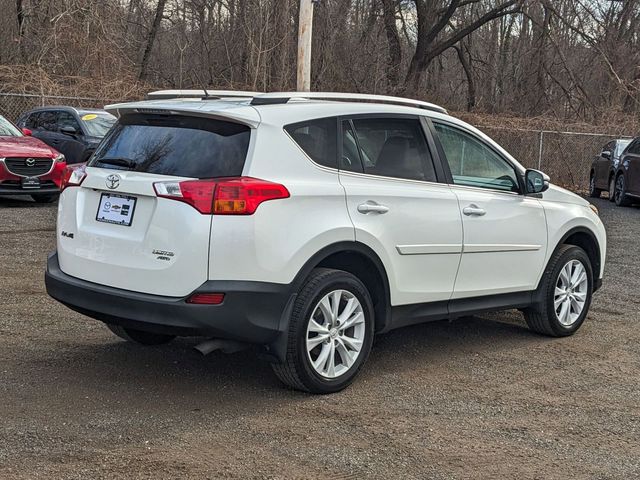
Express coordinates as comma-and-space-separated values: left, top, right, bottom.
271, 268, 374, 394
523, 245, 593, 337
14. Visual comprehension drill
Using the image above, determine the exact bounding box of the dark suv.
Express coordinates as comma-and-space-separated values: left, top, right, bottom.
589, 138, 632, 201
608, 136, 640, 207
16, 107, 116, 164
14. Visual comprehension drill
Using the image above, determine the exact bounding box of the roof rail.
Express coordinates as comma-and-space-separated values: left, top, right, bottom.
147, 89, 262, 100
250, 91, 447, 114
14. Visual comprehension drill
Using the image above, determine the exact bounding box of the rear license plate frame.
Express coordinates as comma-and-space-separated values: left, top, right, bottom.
96, 192, 137, 227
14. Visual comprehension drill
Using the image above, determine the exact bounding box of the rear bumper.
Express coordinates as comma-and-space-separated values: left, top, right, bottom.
45, 252, 294, 344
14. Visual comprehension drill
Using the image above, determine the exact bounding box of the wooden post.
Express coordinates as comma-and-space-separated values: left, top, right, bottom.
297, 0, 314, 92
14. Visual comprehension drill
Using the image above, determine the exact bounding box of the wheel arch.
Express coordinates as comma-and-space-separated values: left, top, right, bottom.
290, 241, 392, 333
548, 226, 602, 291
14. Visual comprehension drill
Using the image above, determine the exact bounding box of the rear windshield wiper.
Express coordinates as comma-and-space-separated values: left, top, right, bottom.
95, 157, 137, 169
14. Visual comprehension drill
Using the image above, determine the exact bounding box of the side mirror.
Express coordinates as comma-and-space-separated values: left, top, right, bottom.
21, 128, 32, 136
60, 126, 77, 136
525, 169, 549, 194
601, 150, 612, 160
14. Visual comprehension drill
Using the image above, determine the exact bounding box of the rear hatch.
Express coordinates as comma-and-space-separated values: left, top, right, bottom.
57, 112, 252, 297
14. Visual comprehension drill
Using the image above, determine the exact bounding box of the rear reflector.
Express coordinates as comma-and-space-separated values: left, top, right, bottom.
153, 177, 289, 215
186, 293, 225, 305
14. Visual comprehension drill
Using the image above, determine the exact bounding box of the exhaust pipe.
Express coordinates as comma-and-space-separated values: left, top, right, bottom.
194, 338, 249, 355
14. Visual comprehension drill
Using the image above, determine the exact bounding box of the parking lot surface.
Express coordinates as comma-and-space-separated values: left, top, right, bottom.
0, 195, 638, 479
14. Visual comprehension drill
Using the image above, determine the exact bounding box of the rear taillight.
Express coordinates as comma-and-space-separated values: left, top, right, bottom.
60, 164, 87, 191
153, 177, 289, 215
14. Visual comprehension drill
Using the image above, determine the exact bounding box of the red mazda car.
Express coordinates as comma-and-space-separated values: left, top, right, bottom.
0, 114, 66, 202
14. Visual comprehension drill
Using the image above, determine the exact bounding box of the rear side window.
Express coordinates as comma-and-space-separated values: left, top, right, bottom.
350, 117, 437, 182
89, 114, 250, 178
285, 118, 337, 168
37, 111, 57, 131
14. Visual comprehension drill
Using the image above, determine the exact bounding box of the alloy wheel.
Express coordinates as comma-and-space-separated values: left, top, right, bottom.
306, 289, 366, 378
554, 260, 588, 326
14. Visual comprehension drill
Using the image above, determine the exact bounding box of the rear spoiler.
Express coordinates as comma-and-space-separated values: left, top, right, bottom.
104, 102, 261, 128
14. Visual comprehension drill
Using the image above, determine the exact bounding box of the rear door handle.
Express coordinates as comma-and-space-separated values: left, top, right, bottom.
357, 202, 389, 214
462, 204, 486, 216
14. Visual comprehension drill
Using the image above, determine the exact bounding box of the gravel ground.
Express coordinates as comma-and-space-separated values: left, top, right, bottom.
0, 194, 639, 479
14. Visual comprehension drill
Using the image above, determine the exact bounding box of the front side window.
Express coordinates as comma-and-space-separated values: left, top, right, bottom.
434, 122, 519, 193
349, 117, 437, 182
57, 112, 82, 132
90, 114, 250, 178
285, 118, 337, 168
625, 139, 640, 155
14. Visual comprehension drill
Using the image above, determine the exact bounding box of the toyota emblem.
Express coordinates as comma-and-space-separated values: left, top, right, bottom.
25, 158, 36, 167
106, 174, 121, 190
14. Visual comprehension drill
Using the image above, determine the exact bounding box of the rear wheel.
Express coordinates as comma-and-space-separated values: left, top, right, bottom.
588, 173, 602, 198
523, 245, 593, 337
106, 323, 176, 345
271, 268, 374, 394
614, 174, 631, 206
31, 193, 59, 203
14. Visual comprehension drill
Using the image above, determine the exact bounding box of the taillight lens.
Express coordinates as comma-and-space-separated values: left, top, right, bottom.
60, 163, 87, 191
153, 177, 289, 215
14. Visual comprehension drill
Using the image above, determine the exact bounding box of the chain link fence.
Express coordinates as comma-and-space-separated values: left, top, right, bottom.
1, 93, 630, 192
477, 125, 632, 192
0, 93, 115, 123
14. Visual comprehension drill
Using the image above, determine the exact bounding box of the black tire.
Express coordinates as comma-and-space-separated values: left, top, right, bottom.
608, 175, 616, 202
31, 193, 59, 203
106, 323, 176, 345
271, 268, 375, 394
588, 173, 602, 198
523, 245, 593, 337
614, 173, 631, 206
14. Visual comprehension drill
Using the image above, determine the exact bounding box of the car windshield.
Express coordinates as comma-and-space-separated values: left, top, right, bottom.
616, 139, 632, 157
79, 112, 117, 137
0, 115, 22, 137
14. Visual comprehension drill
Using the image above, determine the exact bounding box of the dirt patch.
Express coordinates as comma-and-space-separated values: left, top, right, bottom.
0, 195, 638, 479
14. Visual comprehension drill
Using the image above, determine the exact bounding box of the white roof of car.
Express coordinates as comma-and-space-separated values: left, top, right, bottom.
105, 91, 448, 128
104, 90, 524, 171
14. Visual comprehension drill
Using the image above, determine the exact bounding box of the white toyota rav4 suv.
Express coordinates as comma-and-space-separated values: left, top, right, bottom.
45, 91, 606, 393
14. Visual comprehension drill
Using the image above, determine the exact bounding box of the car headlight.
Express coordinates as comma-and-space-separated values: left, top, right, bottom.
589, 204, 599, 216
54, 153, 65, 163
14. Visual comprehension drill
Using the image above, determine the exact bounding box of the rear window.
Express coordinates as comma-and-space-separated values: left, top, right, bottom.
89, 114, 250, 178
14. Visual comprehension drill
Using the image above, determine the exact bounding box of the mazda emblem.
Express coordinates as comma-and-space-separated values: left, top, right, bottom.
106, 174, 121, 190
25, 158, 36, 167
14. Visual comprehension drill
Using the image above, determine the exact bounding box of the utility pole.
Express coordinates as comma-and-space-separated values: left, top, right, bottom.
296, 0, 314, 92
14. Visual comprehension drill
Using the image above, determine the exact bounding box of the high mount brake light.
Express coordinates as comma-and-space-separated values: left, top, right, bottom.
153, 177, 289, 214
60, 164, 87, 191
